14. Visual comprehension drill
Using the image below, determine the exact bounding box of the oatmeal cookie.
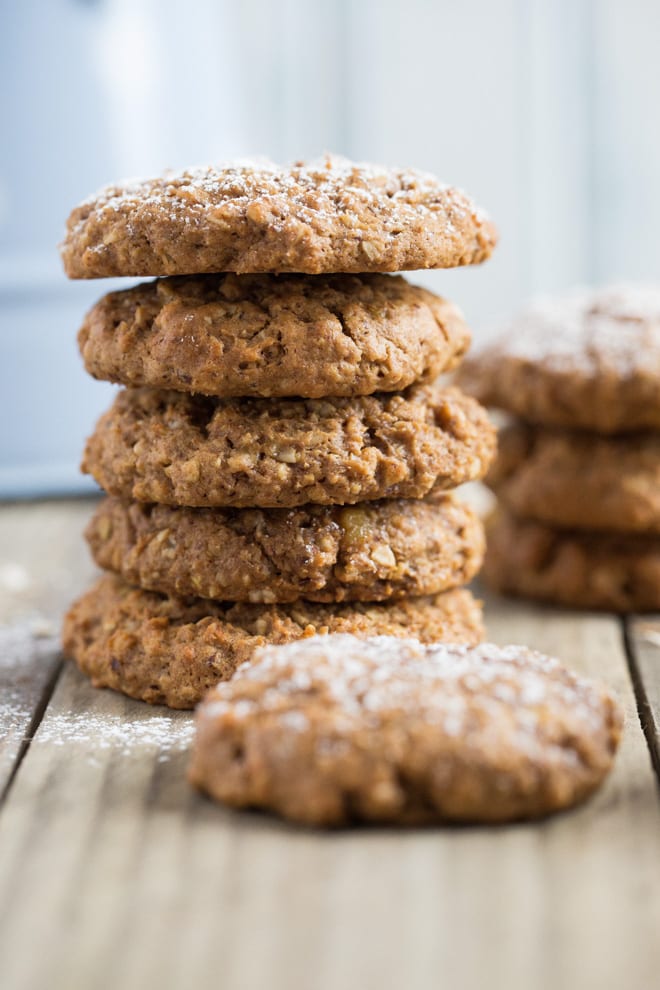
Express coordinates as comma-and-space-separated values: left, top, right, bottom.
86, 493, 485, 604
458, 284, 660, 433
61, 155, 497, 279
82, 385, 496, 508
484, 510, 660, 611
489, 422, 660, 534
78, 273, 470, 398
189, 634, 622, 825
62, 575, 484, 709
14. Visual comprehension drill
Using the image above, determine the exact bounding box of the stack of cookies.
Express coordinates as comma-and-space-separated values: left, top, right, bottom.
60, 156, 498, 708
460, 285, 660, 611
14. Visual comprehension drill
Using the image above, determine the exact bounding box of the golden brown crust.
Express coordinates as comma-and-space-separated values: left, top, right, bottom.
458, 285, 660, 433
189, 634, 622, 825
82, 385, 496, 508
86, 494, 485, 604
490, 422, 660, 534
61, 156, 498, 279
62, 575, 485, 709
78, 273, 470, 398
484, 510, 660, 611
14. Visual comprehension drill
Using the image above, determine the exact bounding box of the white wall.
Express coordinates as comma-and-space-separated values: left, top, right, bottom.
2, 0, 659, 495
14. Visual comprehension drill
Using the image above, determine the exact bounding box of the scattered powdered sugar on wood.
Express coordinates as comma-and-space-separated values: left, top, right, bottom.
0, 622, 193, 764
0, 563, 32, 594
633, 622, 660, 648
0, 623, 60, 743
34, 710, 195, 764
0, 620, 58, 667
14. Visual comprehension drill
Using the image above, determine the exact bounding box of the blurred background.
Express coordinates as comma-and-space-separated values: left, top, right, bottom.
1, 0, 659, 497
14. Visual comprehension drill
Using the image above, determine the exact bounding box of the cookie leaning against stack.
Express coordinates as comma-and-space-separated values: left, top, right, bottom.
61, 156, 498, 707
459, 284, 660, 610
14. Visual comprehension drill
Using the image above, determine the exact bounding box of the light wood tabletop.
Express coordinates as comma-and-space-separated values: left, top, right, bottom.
0, 497, 659, 990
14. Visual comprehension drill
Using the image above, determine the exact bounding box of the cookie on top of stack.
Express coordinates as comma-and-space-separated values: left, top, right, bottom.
459, 284, 660, 611
60, 155, 498, 708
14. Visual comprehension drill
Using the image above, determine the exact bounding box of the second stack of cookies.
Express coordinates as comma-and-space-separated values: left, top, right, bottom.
460, 284, 660, 612
61, 157, 498, 707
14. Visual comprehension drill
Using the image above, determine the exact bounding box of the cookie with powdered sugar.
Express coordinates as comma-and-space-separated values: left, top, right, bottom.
458, 284, 660, 433
189, 634, 622, 825
60, 155, 497, 278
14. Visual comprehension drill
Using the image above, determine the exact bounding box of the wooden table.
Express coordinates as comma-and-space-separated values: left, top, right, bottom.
0, 498, 659, 990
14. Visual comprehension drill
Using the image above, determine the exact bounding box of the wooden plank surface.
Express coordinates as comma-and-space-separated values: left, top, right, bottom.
0, 501, 659, 990
0, 498, 96, 798
0, 626, 60, 799
0, 497, 98, 625
626, 615, 660, 781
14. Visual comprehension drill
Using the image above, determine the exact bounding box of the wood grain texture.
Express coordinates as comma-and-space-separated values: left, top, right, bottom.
626, 615, 660, 781
0, 497, 98, 624
0, 629, 60, 798
0, 498, 97, 797
0, 501, 659, 990
484, 593, 660, 989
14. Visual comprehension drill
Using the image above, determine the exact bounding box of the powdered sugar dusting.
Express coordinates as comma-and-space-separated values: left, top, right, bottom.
63, 153, 497, 279
474, 284, 660, 378
0, 563, 32, 594
0, 622, 58, 668
199, 634, 615, 749
0, 623, 60, 746
0, 684, 33, 744
83, 155, 447, 206
0, 622, 194, 765
68, 154, 465, 241
34, 710, 194, 764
